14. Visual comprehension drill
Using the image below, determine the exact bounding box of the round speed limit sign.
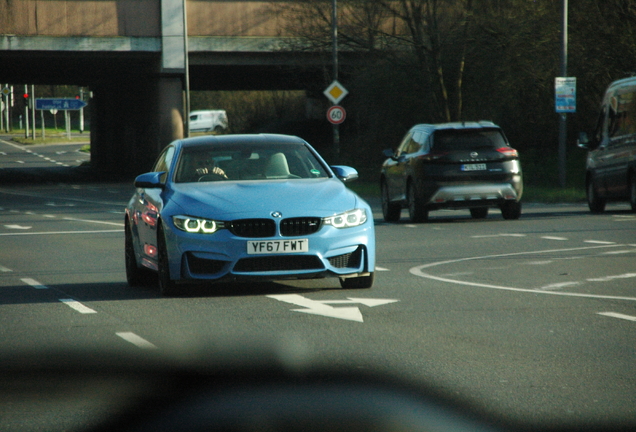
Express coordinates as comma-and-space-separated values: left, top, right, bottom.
326, 105, 346, 125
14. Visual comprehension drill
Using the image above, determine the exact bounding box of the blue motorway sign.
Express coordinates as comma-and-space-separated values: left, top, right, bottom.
35, 98, 87, 110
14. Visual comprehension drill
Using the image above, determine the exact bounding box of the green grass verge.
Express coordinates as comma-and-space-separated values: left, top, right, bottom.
9, 129, 89, 145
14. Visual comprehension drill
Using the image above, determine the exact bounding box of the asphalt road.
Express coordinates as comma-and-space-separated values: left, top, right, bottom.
0, 135, 90, 168
0, 141, 635, 430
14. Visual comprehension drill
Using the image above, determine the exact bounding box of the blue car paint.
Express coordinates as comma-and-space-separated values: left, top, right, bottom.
126, 134, 375, 288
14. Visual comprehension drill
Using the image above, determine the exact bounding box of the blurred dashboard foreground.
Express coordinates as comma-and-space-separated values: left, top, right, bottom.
0, 343, 632, 432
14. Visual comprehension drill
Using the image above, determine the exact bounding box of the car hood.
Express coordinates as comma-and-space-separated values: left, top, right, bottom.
167, 178, 363, 219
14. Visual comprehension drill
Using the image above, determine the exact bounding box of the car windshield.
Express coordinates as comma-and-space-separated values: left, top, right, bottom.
433, 129, 507, 151
173, 142, 330, 182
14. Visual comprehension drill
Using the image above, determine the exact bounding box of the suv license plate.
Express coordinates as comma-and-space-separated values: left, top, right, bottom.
247, 239, 309, 254
461, 163, 487, 171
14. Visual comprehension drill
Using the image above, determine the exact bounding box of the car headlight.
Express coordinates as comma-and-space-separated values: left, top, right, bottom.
173, 215, 225, 234
323, 209, 368, 229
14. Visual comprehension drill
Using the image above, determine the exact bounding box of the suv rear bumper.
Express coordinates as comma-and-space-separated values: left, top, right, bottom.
426, 182, 521, 209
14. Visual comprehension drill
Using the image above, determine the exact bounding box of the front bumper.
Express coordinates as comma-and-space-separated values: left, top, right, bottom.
164, 221, 375, 284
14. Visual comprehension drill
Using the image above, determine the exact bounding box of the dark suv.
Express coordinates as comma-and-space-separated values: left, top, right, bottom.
380, 122, 523, 222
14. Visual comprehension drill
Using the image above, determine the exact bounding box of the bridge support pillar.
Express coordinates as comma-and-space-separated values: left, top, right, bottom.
90, 75, 184, 175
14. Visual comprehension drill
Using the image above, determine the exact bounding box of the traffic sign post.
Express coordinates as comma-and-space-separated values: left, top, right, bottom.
326, 105, 346, 125
35, 98, 87, 111
323, 81, 348, 105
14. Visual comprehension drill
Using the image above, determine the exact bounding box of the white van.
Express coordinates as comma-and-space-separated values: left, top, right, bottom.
189, 110, 228, 133
578, 77, 636, 212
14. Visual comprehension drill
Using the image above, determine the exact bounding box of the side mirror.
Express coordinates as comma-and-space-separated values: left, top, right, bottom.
330, 166, 359, 183
134, 172, 165, 189
383, 149, 397, 160
577, 132, 589, 149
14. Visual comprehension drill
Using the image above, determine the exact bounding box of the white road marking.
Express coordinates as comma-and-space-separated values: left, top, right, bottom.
537, 282, 580, 291
584, 240, 616, 245
598, 312, 636, 322
59, 299, 97, 314
116, 332, 158, 350
267, 294, 399, 322
602, 250, 635, 255
541, 236, 568, 241
375, 266, 390, 271
0, 229, 123, 236
410, 244, 636, 301
62, 217, 124, 227
587, 273, 636, 282
4, 224, 31, 230
21, 278, 48, 289
0, 265, 12, 272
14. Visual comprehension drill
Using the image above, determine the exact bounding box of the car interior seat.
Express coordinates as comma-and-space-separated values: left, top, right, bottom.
265, 153, 292, 178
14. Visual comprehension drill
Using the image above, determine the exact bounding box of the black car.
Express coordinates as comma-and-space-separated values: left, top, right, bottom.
380, 122, 523, 222
577, 77, 636, 213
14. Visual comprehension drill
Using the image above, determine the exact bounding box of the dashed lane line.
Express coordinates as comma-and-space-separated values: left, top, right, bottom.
59, 299, 97, 314
598, 312, 636, 322
0, 229, 123, 236
116, 332, 158, 350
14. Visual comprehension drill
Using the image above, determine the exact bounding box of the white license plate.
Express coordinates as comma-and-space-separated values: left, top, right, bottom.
247, 239, 309, 254
461, 163, 487, 171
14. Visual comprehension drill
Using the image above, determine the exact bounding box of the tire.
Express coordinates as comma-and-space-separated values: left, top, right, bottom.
157, 224, 179, 296
125, 223, 149, 287
407, 182, 428, 223
340, 272, 374, 289
629, 174, 636, 213
470, 207, 489, 219
381, 181, 401, 222
587, 177, 606, 213
501, 201, 522, 220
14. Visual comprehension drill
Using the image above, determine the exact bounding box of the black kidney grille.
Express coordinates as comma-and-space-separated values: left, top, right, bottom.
228, 219, 276, 238
280, 217, 322, 236
234, 255, 324, 272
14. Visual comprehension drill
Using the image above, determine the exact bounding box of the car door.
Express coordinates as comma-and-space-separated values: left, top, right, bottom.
132, 146, 175, 263
603, 87, 636, 196
384, 131, 414, 202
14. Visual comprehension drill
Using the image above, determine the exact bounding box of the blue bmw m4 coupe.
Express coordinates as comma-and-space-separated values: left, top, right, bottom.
125, 134, 375, 295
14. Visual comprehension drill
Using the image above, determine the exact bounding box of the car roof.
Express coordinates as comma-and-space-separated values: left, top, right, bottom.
409, 121, 500, 133
176, 133, 308, 148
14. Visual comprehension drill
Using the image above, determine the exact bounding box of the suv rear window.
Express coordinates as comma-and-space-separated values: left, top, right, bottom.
433, 129, 507, 151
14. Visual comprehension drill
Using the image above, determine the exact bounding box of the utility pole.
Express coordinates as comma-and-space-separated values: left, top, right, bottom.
24, 85, 30, 139
331, 0, 339, 159
183, 0, 191, 138
558, 0, 568, 188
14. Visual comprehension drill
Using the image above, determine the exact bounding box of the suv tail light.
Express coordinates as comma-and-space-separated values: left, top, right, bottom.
496, 147, 518, 158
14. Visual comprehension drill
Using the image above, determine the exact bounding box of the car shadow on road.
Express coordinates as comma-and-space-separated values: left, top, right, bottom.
0, 278, 339, 305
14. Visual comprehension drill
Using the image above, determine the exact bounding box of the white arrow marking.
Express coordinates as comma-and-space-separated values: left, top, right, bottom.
267, 294, 399, 322
4, 224, 32, 230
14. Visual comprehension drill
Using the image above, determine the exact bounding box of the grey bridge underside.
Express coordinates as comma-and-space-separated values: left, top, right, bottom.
0, 36, 328, 175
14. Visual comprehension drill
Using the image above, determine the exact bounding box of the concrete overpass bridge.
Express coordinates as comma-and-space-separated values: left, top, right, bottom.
0, 1, 331, 174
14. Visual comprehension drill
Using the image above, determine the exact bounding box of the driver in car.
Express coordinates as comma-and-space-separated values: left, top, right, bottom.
195, 159, 228, 179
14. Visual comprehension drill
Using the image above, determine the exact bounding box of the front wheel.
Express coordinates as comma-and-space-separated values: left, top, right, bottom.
125, 224, 149, 287
629, 174, 636, 213
340, 272, 374, 289
587, 177, 606, 213
157, 224, 179, 296
381, 181, 401, 222
407, 183, 428, 223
